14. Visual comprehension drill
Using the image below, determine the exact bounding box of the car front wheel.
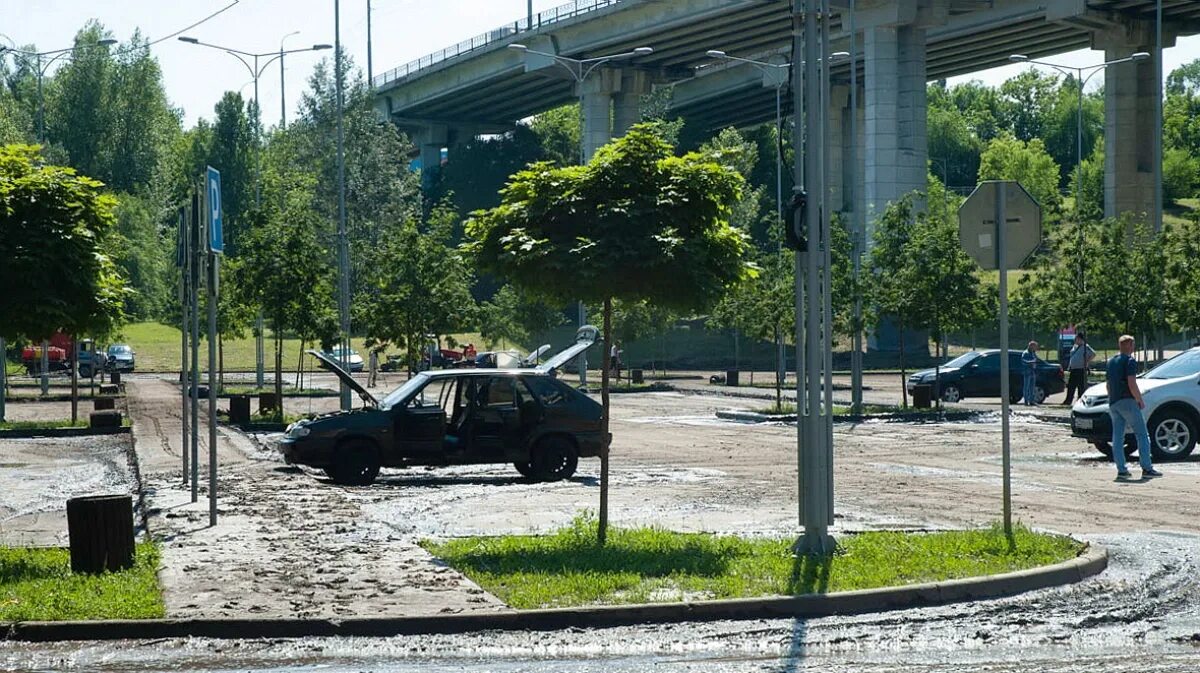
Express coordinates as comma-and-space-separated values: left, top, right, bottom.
327, 439, 380, 486
1093, 438, 1137, 458
531, 436, 578, 482
1149, 411, 1198, 460
940, 384, 962, 403
1034, 385, 1047, 404
513, 461, 535, 479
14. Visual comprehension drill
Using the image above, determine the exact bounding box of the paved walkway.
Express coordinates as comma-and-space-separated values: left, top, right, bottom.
127, 376, 506, 619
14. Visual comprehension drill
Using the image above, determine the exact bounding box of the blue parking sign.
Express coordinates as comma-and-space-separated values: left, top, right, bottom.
207, 166, 223, 254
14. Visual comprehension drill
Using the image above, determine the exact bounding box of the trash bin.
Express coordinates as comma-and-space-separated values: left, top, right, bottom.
110, 371, 121, 386
259, 392, 279, 414
631, 369, 644, 384
229, 395, 251, 424
726, 370, 740, 387
93, 397, 115, 411
912, 384, 932, 409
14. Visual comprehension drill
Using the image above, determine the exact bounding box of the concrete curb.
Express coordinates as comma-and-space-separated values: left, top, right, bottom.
0, 426, 131, 439
2, 545, 1106, 642
715, 409, 981, 424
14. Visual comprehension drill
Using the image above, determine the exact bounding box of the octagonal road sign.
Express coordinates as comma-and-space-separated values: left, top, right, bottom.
958, 180, 1042, 271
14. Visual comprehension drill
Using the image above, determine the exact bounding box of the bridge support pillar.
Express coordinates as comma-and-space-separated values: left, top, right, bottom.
613, 70, 653, 137
580, 70, 621, 163
413, 123, 450, 191
827, 84, 850, 214
1099, 39, 1157, 223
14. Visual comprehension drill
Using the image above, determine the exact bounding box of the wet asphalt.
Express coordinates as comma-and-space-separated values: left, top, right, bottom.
4, 531, 1200, 672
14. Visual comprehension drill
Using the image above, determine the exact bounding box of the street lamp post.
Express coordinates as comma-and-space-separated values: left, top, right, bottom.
1, 37, 117, 396
179, 35, 331, 390
508, 42, 653, 387
1008, 52, 1149, 298
704, 49, 847, 408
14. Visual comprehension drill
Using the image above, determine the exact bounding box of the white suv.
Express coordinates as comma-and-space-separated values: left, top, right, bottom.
1070, 348, 1200, 460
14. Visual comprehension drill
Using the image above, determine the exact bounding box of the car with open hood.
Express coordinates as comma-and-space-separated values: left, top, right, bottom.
278, 327, 608, 485
1071, 347, 1200, 460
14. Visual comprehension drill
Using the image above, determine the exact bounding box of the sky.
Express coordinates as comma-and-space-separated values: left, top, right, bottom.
2, 0, 1199, 128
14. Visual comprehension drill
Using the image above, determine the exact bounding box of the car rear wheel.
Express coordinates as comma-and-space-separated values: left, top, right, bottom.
1034, 385, 1047, 404
327, 439, 380, 486
1149, 411, 1198, 460
940, 384, 962, 403
531, 436, 578, 482
513, 461, 535, 479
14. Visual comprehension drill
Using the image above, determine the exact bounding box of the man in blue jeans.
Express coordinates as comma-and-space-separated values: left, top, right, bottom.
1020, 341, 1039, 405
1106, 334, 1162, 479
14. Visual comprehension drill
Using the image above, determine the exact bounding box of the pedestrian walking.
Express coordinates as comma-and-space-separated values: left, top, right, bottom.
1021, 341, 1039, 405
368, 349, 379, 388
1063, 334, 1096, 405
1106, 334, 1161, 479
610, 341, 622, 380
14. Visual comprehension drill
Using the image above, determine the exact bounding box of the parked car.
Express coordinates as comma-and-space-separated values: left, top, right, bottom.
280, 327, 607, 485
906, 349, 1065, 404
105, 344, 136, 372
1070, 347, 1200, 460
318, 347, 364, 372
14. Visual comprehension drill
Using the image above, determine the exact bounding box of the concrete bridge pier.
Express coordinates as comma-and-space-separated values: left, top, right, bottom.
580, 69, 654, 162
413, 123, 451, 191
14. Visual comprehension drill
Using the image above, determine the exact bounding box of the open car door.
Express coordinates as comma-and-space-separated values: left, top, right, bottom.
306, 349, 377, 407
537, 326, 600, 374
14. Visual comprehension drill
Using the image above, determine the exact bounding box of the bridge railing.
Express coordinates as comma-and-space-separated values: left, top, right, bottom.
372, 0, 625, 89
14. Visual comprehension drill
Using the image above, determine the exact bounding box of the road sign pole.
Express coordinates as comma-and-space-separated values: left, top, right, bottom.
208, 252, 219, 527
996, 182, 1012, 537
190, 186, 202, 502
181, 207, 190, 486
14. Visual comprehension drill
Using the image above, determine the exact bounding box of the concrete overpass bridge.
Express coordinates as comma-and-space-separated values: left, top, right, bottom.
374, 0, 1200, 222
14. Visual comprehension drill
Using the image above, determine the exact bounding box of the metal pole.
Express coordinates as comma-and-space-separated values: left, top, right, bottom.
36, 54, 44, 142
208, 252, 219, 526
1075, 67, 1084, 294
820, 0, 835, 519
776, 83, 786, 392
181, 208, 190, 485
996, 182, 1012, 537
366, 0, 374, 86
849, 0, 862, 415
528, 0, 534, 30
336, 0, 353, 411
791, 2, 806, 544
190, 188, 201, 502
280, 50, 287, 127
1154, 0, 1163, 236
0, 337, 6, 423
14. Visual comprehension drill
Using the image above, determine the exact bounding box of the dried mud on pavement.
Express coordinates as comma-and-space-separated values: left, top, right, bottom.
126, 377, 505, 619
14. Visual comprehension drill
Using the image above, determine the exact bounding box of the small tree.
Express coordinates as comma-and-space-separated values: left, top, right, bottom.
978, 134, 1062, 215
357, 203, 475, 373
466, 123, 751, 543
865, 195, 923, 408
478, 284, 565, 352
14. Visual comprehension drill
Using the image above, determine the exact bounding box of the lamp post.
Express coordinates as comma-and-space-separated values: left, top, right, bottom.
179, 35, 330, 390
704, 49, 847, 407
1008, 52, 1149, 296
1, 37, 117, 396
508, 42, 653, 386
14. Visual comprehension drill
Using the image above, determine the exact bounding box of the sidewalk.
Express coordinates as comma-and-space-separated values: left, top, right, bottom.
127, 376, 506, 619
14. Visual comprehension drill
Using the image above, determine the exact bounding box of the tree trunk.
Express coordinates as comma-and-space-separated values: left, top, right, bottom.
70, 335, 79, 424
598, 296, 613, 545
899, 322, 908, 409
66, 494, 134, 574
274, 331, 284, 424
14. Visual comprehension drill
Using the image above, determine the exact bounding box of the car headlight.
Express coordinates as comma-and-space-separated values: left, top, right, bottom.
285, 422, 311, 438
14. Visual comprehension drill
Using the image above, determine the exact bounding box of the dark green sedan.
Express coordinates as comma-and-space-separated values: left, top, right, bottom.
279, 331, 607, 485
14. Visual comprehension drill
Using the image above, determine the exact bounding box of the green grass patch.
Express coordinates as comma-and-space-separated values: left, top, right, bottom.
216, 409, 309, 426
423, 515, 1083, 609
0, 419, 89, 431
0, 543, 164, 621
220, 385, 338, 397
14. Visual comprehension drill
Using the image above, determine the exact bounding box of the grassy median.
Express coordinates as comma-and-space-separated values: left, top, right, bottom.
0, 543, 164, 621
424, 516, 1083, 609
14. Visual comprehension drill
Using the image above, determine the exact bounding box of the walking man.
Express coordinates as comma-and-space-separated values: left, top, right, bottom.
1106, 334, 1162, 479
1063, 334, 1096, 405
368, 348, 379, 388
1021, 341, 1039, 405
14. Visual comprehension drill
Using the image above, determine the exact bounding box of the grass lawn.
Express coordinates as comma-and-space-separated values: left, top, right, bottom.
423, 516, 1083, 609
0, 419, 89, 431
748, 403, 939, 416
219, 385, 338, 397
0, 543, 164, 621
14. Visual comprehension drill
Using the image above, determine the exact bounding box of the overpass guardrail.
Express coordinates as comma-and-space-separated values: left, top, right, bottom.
371, 0, 626, 89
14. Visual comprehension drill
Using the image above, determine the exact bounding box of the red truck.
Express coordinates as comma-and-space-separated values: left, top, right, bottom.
20, 334, 103, 377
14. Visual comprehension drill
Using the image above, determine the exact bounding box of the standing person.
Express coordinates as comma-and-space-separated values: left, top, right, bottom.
1106, 334, 1161, 479
1063, 334, 1096, 405
611, 341, 621, 380
1020, 341, 1040, 406
368, 348, 379, 388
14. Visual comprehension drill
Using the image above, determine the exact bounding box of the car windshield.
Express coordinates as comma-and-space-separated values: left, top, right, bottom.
942, 352, 979, 369
108, 345, 131, 355
378, 373, 431, 410
1144, 349, 1200, 380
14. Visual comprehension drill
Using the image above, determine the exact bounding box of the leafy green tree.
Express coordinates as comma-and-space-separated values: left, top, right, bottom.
466, 123, 752, 543
1068, 138, 1105, 220
927, 82, 983, 189
357, 203, 476, 373
0, 144, 128, 398
478, 285, 565, 351
205, 92, 256, 254
1165, 59, 1200, 157
1166, 217, 1200, 334
107, 192, 172, 320
1163, 148, 1200, 203
978, 134, 1062, 214
106, 31, 180, 193
865, 194, 922, 407
238, 173, 337, 420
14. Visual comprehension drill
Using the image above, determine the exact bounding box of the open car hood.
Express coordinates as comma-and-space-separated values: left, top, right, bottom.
306, 349, 377, 407
538, 326, 600, 374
